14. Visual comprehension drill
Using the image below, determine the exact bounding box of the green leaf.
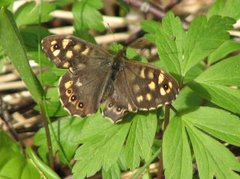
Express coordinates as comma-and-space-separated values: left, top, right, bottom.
0, 130, 59, 178
163, 117, 192, 179
0, 8, 44, 102
189, 56, 240, 114
208, 0, 240, 20
186, 120, 240, 178
73, 120, 131, 179
142, 12, 184, 78
190, 82, 240, 114
125, 113, 157, 170
102, 163, 121, 179
34, 112, 112, 164
172, 87, 202, 112
20, 26, 50, 50
143, 12, 234, 82
0, 0, 12, 7
183, 107, 240, 146
34, 117, 85, 164
26, 147, 60, 179
208, 40, 240, 64
39, 71, 59, 86
183, 63, 204, 83
196, 55, 240, 86
72, 0, 104, 38
15, 2, 55, 27
182, 15, 234, 75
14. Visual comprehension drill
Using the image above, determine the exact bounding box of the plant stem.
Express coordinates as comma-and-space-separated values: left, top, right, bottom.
39, 101, 54, 169
157, 105, 170, 179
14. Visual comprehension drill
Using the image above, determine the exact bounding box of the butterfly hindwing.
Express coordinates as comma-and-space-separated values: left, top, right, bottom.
103, 60, 179, 122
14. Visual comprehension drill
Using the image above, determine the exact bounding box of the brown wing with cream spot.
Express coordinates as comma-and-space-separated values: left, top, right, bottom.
58, 66, 112, 117
103, 60, 179, 122
41, 35, 110, 70
42, 35, 114, 117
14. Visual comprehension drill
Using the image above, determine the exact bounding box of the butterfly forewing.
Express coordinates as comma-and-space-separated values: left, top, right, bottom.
41, 35, 111, 70
42, 35, 114, 117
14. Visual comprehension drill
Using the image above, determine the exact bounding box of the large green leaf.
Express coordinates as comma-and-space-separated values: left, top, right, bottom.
183, 107, 240, 146
166, 107, 240, 178
73, 120, 130, 179
190, 82, 240, 114
182, 15, 234, 75
190, 56, 240, 114
196, 55, 240, 86
163, 117, 192, 179
143, 12, 234, 81
187, 123, 240, 179
0, 131, 59, 179
125, 113, 157, 170
15, 2, 55, 27
208, 40, 240, 64
0, 0, 12, 7
34, 113, 111, 164
72, 0, 104, 40
0, 8, 44, 102
208, 0, 240, 20
142, 12, 184, 78
102, 163, 121, 179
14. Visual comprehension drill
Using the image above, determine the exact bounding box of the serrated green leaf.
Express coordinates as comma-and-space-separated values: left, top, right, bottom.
72, 0, 104, 38
183, 107, 240, 146
15, 2, 55, 27
73, 121, 130, 179
0, 8, 44, 102
208, 0, 240, 20
0, 130, 58, 178
186, 120, 240, 178
34, 113, 112, 164
182, 15, 234, 75
102, 163, 121, 179
125, 113, 157, 170
190, 56, 240, 114
208, 40, 240, 64
196, 55, 240, 86
34, 117, 85, 164
142, 12, 184, 78
163, 117, 192, 179
144, 12, 235, 81
190, 82, 240, 114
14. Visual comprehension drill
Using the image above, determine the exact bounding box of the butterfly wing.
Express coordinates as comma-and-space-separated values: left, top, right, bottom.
42, 35, 113, 116
103, 60, 179, 122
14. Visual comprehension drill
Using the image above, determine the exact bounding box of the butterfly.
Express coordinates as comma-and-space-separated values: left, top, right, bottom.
41, 35, 179, 123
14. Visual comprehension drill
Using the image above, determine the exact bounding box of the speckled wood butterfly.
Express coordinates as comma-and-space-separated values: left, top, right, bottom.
41, 35, 179, 123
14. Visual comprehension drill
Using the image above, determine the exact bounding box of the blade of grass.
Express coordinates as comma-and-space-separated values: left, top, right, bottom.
0, 8, 44, 102
0, 8, 54, 168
